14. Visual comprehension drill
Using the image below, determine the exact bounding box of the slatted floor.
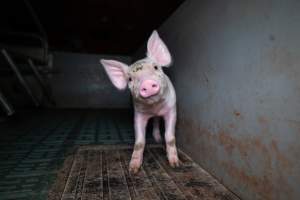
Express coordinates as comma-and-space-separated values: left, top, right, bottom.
0, 109, 138, 200
0, 109, 239, 200
48, 145, 239, 200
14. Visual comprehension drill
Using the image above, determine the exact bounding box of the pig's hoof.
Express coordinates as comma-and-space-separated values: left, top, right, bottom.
129, 159, 141, 174
168, 156, 181, 168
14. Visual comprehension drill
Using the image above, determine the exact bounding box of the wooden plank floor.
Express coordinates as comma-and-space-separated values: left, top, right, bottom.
48, 145, 240, 200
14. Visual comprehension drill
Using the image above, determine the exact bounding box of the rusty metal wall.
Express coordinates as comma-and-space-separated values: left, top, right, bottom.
49, 52, 132, 108
158, 0, 300, 199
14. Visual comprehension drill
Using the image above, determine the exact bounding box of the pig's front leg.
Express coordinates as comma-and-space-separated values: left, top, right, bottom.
129, 112, 149, 174
164, 107, 180, 167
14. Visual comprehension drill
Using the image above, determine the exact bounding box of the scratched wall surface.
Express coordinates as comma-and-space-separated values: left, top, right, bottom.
158, 0, 300, 199
49, 52, 132, 108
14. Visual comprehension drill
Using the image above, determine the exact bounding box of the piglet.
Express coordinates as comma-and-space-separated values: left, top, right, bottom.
100, 30, 179, 173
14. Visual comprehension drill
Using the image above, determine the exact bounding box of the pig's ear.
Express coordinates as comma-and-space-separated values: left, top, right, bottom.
100, 59, 129, 90
147, 30, 172, 67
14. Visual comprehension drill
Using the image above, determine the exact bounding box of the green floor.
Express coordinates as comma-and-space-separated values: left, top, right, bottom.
0, 109, 154, 200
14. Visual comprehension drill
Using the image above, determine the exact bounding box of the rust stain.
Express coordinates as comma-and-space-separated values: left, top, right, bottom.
176, 110, 294, 200
218, 130, 236, 155
176, 110, 218, 161
233, 110, 244, 120
284, 119, 300, 136
221, 162, 274, 200
228, 123, 235, 129
217, 129, 251, 158
257, 116, 270, 135
270, 140, 291, 169
258, 116, 269, 125
233, 111, 241, 117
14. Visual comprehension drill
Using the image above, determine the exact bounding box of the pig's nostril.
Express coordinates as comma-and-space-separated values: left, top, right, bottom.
140, 80, 160, 98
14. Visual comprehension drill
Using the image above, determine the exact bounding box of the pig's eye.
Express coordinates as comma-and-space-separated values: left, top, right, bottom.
154, 66, 158, 70
128, 77, 132, 82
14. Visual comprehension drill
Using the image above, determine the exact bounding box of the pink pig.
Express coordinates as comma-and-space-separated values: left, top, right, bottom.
100, 30, 180, 173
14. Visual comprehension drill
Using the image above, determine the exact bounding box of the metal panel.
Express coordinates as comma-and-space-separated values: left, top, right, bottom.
48, 52, 132, 108
158, 0, 300, 199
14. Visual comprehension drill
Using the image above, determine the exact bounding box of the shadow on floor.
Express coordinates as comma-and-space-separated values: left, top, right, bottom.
0, 109, 142, 200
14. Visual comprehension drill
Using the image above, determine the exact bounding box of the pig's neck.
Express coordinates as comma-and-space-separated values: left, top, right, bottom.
133, 75, 176, 117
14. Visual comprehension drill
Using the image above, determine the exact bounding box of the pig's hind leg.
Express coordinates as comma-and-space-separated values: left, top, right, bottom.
153, 117, 162, 143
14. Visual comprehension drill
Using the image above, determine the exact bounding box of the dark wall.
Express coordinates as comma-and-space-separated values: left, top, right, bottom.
158, 0, 300, 200
49, 52, 132, 108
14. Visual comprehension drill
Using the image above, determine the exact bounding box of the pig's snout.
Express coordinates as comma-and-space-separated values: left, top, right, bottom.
139, 80, 160, 98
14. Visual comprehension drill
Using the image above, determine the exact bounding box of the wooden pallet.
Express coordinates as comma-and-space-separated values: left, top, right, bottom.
48, 145, 240, 200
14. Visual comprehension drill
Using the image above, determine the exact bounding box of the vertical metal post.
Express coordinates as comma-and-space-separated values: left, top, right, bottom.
1, 49, 40, 107
28, 59, 47, 88
28, 58, 55, 105
0, 90, 14, 116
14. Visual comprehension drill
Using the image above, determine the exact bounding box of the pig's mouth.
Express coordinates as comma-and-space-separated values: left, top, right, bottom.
137, 89, 164, 104
140, 92, 159, 99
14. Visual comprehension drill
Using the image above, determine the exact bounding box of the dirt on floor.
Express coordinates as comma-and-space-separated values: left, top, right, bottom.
48, 145, 240, 200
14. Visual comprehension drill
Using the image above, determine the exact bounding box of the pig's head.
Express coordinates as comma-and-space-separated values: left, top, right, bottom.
100, 30, 172, 104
